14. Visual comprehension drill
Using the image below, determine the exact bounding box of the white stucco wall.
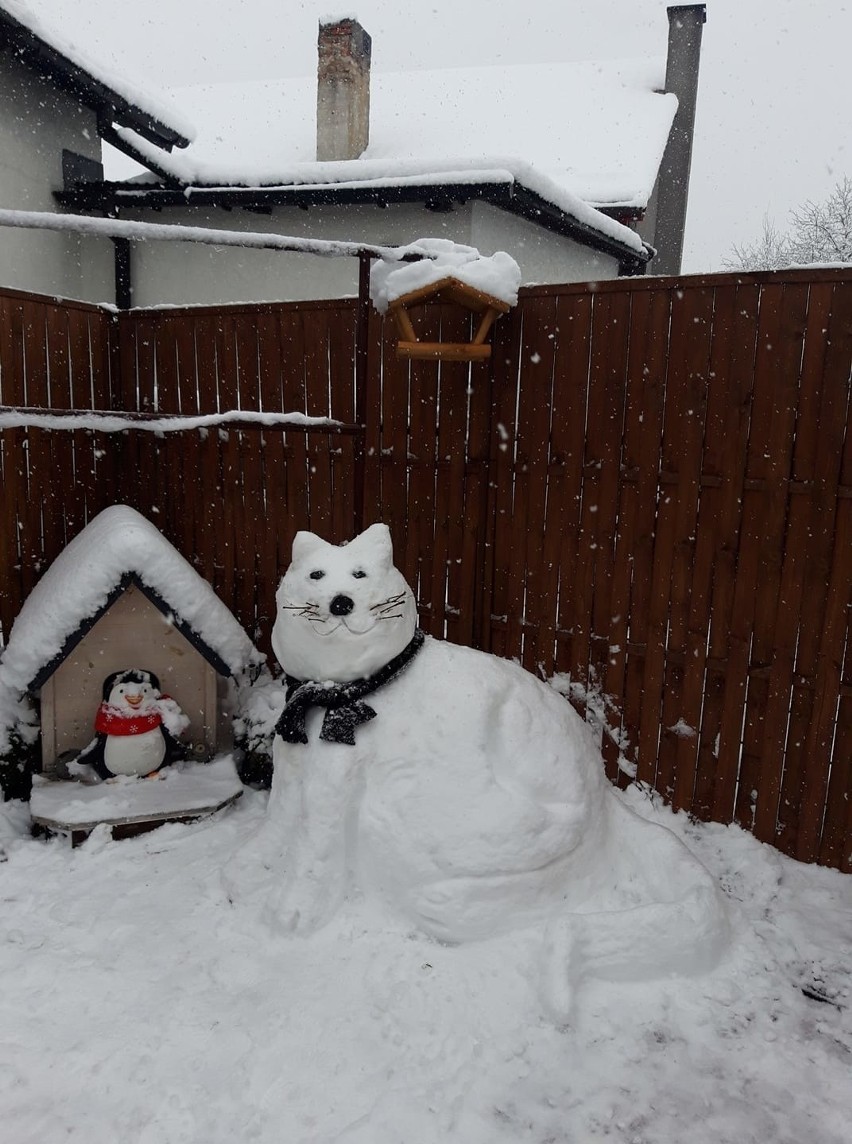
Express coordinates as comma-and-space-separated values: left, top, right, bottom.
116, 201, 473, 308
108, 197, 622, 309
0, 53, 114, 302
470, 201, 620, 284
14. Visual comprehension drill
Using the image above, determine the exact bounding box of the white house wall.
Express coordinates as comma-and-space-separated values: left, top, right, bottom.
96, 198, 622, 309
114, 201, 474, 308
470, 201, 620, 284
0, 54, 113, 302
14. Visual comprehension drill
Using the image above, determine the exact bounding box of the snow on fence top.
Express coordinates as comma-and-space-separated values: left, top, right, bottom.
107, 58, 675, 214
370, 240, 522, 313
0, 505, 264, 699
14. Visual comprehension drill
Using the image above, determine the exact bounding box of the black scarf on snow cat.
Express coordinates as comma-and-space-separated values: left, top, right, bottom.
276, 628, 426, 746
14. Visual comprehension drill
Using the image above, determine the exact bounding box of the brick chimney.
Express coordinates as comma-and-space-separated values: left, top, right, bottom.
652, 4, 707, 275
316, 18, 372, 162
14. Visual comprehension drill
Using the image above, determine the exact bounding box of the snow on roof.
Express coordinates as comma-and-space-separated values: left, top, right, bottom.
370, 239, 521, 313
108, 58, 675, 212
0, 0, 195, 144
0, 506, 263, 698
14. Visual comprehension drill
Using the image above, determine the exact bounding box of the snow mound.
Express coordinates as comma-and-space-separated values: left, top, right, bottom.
370, 239, 522, 313
0, 782, 848, 1142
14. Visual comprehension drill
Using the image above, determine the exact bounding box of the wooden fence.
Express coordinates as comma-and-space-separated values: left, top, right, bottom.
0, 269, 850, 870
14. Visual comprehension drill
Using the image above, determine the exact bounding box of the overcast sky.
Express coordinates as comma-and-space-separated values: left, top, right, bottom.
26, 0, 852, 272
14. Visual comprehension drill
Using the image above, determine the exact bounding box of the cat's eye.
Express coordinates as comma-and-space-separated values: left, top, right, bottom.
309, 570, 325, 580
352, 569, 367, 579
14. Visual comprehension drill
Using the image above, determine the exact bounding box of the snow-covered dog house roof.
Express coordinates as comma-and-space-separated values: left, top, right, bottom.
0, 505, 263, 772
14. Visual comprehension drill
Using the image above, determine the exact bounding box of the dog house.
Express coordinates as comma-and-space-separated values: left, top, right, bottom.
1, 505, 263, 776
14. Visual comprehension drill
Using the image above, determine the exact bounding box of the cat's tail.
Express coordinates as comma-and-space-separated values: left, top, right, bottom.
539, 795, 730, 1023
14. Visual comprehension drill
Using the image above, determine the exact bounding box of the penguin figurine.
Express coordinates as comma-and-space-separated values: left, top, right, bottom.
80, 669, 187, 781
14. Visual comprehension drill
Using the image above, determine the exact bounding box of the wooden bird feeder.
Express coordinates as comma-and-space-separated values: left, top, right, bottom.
387, 277, 511, 362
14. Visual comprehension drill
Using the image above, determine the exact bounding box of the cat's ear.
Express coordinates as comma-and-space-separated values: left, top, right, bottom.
290, 530, 331, 569
346, 522, 393, 571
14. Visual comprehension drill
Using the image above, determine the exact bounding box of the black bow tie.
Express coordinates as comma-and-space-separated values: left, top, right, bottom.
276, 629, 425, 746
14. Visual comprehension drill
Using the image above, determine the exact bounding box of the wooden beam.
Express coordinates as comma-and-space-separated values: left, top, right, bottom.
392, 306, 419, 343
387, 276, 511, 315
396, 341, 491, 361
472, 306, 501, 345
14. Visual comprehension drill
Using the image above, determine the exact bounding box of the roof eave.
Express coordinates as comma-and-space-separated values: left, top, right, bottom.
0, 9, 190, 151
485, 183, 651, 275
55, 178, 652, 272
26, 572, 233, 693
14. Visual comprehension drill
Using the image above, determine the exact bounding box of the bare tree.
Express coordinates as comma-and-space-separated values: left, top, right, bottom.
725, 176, 852, 270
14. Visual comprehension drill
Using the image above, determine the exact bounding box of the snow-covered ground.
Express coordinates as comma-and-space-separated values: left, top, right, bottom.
0, 774, 848, 1144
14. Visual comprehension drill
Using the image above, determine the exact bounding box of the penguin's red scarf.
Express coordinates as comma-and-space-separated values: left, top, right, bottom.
95, 702, 167, 736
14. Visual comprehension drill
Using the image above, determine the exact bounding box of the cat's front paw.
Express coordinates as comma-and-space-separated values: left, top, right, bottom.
264, 871, 341, 936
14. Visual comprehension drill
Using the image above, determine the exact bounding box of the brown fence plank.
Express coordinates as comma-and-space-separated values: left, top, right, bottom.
403, 333, 438, 621
487, 304, 524, 661
549, 291, 593, 713
381, 314, 414, 588
20, 303, 54, 588
665, 286, 714, 811
589, 290, 631, 778
729, 284, 784, 830
444, 309, 481, 649
691, 285, 746, 819
45, 304, 78, 550
708, 284, 761, 823
817, 533, 851, 870
256, 309, 288, 650
328, 307, 357, 544
622, 289, 670, 784
465, 343, 493, 652
304, 310, 334, 542
748, 283, 811, 843
435, 306, 472, 645
795, 281, 852, 861
513, 294, 557, 673
499, 302, 531, 662
279, 308, 310, 571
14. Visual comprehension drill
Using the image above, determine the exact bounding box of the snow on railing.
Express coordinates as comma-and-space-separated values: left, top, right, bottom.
0, 407, 357, 434
0, 209, 438, 263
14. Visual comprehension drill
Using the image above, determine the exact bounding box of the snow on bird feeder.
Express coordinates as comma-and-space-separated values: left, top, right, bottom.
370, 239, 521, 361
0, 505, 263, 842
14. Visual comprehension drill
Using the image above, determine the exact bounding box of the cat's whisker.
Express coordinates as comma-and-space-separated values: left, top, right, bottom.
370, 593, 406, 612
377, 613, 404, 620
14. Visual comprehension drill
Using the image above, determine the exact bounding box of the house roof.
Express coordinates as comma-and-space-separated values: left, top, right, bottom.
0, 0, 193, 151
0, 506, 263, 696
109, 59, 676, 212
64, 57, 672, 271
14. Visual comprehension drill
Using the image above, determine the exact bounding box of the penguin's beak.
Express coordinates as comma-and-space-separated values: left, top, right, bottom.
126, 693, 143, 708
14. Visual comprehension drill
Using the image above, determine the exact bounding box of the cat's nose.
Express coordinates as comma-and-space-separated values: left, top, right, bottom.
330, 594, 355, 616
